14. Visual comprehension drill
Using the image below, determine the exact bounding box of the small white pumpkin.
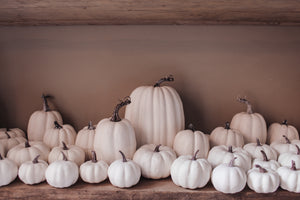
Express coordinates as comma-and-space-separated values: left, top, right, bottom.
268, 120, 299, 144
48, 142, 85, 166
75, 121, 96, 160
18, 155, 48, 185
278, 145, 300, 169
171, 150, 212, 189
209, 122, 244, 148
231, 98, 267, 144
80, 151, 108, 184
108, 151, 141, 188
173, 124, 209, 158
0, 154, 18, 187
45, 152, 79, 188
27, 94, 63, 141
243, 138, 277, 160
211, 157, 247, 194
133, 144, 176, 179
43, 121, 76, 149
277, 160, 300, 193
0, 128, 25, 139
7, 141, 50, 166
0, 133, 27, 155
252, 150, 280, 171
247, 165, 279, 193
271, 135, 300, 155
207, 145, 251, 171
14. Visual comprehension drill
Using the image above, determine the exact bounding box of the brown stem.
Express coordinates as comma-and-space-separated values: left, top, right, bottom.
41, 94, 51, 112
192, 150, 200, 160
154, 144, 162, 152
33, 155, 40, 164
0, 154, 3, 160
5, 131, 11, 139
25, 141, 30, 148
228, 157, 237, 167
260, 150, 269, 161
62, 141, 69, 150
296, 145, 300, 155
111, 96, 131, 122
119, 150, 127, 162
228, 146, 233, 153
61, 151, 68, 161
237, 97, 253, 114
256, 138, 262, 146
282, 120, 288, 125
291, 160, 297, 171
225, 122, 230, 130
54, 121, 63, 129
283, 135, 291, 144
255, 164, 267, 173
154, 75, 174, 87
187, 124, 195, 132
91, 151, 97, 163
88, 121, 95, 130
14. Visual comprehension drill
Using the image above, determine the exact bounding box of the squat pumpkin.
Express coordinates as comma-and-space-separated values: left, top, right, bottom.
75, 121, 96, 160
0, 154, 18, 187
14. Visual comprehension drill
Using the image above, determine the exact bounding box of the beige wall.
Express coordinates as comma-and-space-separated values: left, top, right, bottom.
0, 25, 299, 135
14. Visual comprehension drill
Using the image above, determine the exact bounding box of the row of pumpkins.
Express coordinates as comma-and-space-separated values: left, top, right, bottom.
0, 75, 299, 194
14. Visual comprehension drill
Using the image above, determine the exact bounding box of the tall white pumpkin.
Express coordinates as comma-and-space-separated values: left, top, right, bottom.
27, 94, 63, 141
125, 75, 185, 147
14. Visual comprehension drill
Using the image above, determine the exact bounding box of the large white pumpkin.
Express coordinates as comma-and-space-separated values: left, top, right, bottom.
268, 120, 299, 144
231, 98, 267, 144
27, 94, 63, 141
125, 75, 185, 147
75, 121, 96, 160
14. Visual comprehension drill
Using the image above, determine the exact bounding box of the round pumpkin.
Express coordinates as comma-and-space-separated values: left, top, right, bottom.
75, 121, 96, 160
277, 160, 300, 193
268, 120, 299, 144
243, 138, 277, 160
0, 154, 18, 187
0, 128, 25, 139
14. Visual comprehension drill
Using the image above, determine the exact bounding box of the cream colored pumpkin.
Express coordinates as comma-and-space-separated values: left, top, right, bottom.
173, 124, 209, 158
278, 145, 300, 169
268, 120, 299, 144
75, 121, 95, 160
231, 98, 267, 144
27, 94, 63, 141
277, 160, 300, 193
0, 133, 27, 155
94, 97, 136, 165
0, 128, 25, 139
243, 138, 277, 160
271, 135, 300, 155
43, 121, 76, 149
252, 150, 280, 171
0, 154, 18, 187
125, 75, 185, 147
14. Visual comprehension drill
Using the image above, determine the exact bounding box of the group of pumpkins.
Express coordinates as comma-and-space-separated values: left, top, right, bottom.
0, 75, 300, 194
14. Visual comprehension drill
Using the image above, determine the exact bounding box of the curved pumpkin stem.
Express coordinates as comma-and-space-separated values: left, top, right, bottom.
5, 131, 11, 139
228, 146, 233, 153
187, 124, 195, 132
283, 135, 291, 144
119, 150, 127, 162
111, 96, 131, 122
33, 155, 40, 164
291, 160, 297, 171
88, 121, 95, 130
225, 122, 230, 130
41, 94, 51, 112
228, 157, 237, 167
260, 150, 269, 161
25, 141, 30, 148
61, 151, 68, 161
154, 144, 162, 152
154, 75, 174, 87
91, 151, 97, 163
192, 150, 200, 160
62, 141, 69, 150
282, 120, 288, 125
54, 121, 63, 129
255, 164, 267, 173
237, 97, 253, 114
256, 138, 262, 146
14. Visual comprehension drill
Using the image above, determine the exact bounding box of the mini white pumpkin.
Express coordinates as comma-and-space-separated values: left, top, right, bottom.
173, 124, 209, 158
207, 145, 251, 171
45, 152, 79, 188
108, 151, 141, 188
94, 97, 136, 165
80, 151, 108, 184
252, 150, 280, 171
211, 157, 247, 194
278, 145, 300, 169
43, 121, 76, 149
231, 98, 267, 144
0, 133, 27, 155
48, 141, 85, 166
171, 150, 212, 189
271, 135, 300, 155
210, 122, 244, 148
0, 154, 18, 187
243, 138, 277, 160
268, 120, 299, 144
277, 160, 300, 193
133, 144, 176, 179
75, 121, 96, 160
0, 128, 25, 139
247, 165, 279, 193
27, 94, 63, 141
7, 141, 50, 166
18, 155, 48, 185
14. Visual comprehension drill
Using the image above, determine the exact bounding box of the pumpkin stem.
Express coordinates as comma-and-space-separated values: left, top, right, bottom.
237, 97, 253, 114
228, 146, 233, 153
282, 120, 288, 125
295, 145, 300, 155
283, 135, 291, 144
91, 151, 97, 163
119, 150, 127, 162
291, 160, 297, 171
25, 141, 30, 148
88, 121, 95, 130
255, 164, 267, 173
154, 144, 162, 152
192, 150, 200, 160
62, 141, 69, 150
61, 151, 68, 161
225, 122, 230, 130
256, 138, 262, 146
228, 157, 237, 167
41, 94, 51, 112
187, 123, 195, 132
32, 155, 40, 164
54, 121, 63, 129
0, 154, 3, 160
5, 131, 11, 139
260, 150, 269, 161
154, 75, 174, 87
111, 96, 131, 122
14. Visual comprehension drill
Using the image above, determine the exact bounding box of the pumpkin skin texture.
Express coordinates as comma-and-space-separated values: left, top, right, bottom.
173, 124, 209, 158
252, 150, 280, 171
277, 161, 300, 193
125, 75, 185, 148
243, 138, 277, 160
18, 155, 48, 185
27, 94, 63, 141
0, 154, 18, 187
94, 97, 136, 165
0, 128, 25, 139
108, 151, 141, 188
0, 133, 27, 155
133, 144, 177, 179
230, 98, 267, 144
278, 145, 300, 169
43, 121, 76, 149
268, 120, 299, 144
210, 122, 244, 148
271, 135, 300, 155
170, 150, 212, 189
75, 121, 96, 160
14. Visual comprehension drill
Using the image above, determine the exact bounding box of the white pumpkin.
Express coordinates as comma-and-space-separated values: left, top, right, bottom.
173, 124, 209, 158
207, 145, 251, 171
48, 142, 85, 166
231, 98, 267, 144
75, 121, 96, 160
247, 165, 279, 193
243, 138, 277, 160
0, 128, 25, 139
0, 133, 27, 155
18, 155, 48, 185
108, 151, 141, 188
80, 151, 108, 184
271, 135, 300, 155
94, 97, 136, 165
252, 150, 280, 171
27, 94, 63, 141
125, 75, 185, 148
43, 121, 76, 149
171, 150, 212, 189
268, 120, 299, 144
277, 160, 300, 193
211, 157, 247, 194
278, 145, 300, 169
7, 141, 50, 166
0, 154, 18, 187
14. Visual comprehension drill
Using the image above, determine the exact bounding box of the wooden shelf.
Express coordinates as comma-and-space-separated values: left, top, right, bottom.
0, 178, 298, 200
1, 0, 300, 26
